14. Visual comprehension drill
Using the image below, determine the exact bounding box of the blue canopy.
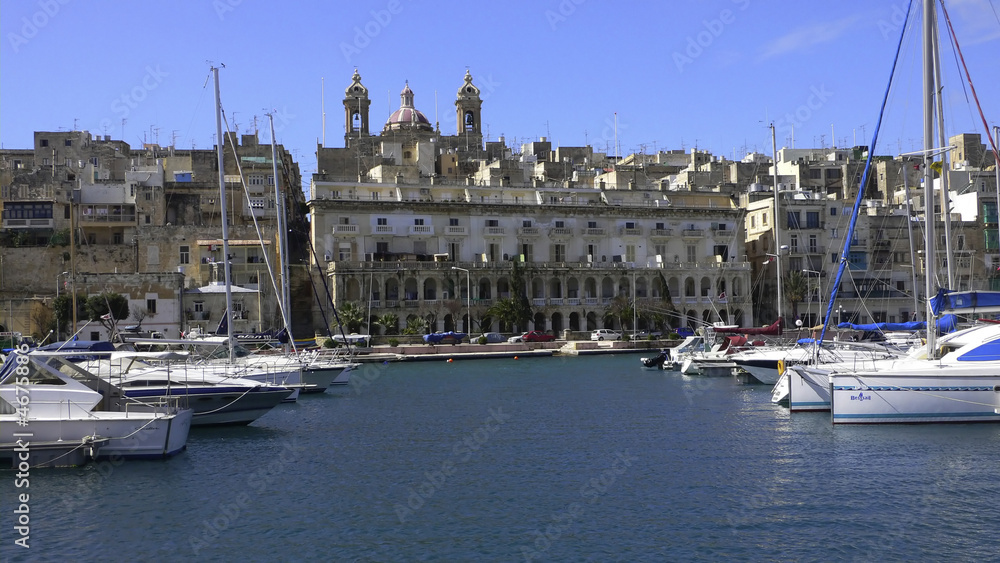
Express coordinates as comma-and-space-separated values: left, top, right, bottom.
422, 332, 467, 344
835, 321, 925, 331
931, 289, 1000, 316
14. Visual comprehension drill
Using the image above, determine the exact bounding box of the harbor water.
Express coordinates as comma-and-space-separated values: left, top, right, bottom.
4, 354, 1000, 561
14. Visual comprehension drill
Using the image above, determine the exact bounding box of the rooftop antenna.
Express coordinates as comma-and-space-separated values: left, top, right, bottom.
321, 77, 325, 147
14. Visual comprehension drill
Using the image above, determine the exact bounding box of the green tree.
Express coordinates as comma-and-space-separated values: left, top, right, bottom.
508, 260, 533, 330
374, 312, 399, 335
84, 293, 130, 322
603, 295, 635, 332
402, 316, 427, 335
486, 298, 524, 333
783, 270, 809, 322
334, 301, 366, 334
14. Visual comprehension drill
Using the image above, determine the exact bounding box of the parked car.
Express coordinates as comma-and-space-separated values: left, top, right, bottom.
480, 332, 505, 343
591, 329, 622, 341
508, 331, 555, 343
631, 330, 662, 340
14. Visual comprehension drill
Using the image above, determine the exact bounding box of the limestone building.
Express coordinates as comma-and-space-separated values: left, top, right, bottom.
309, 71, 753, 337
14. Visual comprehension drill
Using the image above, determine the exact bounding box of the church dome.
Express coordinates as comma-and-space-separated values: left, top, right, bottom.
385, 82, 433, 132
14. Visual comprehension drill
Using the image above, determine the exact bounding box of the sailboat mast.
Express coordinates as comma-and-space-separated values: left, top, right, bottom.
268, 113, 294, 350
213, 66, 236, 362
931, 7, 955, 289
922, 0, 938, 356
771, 123, 783, 323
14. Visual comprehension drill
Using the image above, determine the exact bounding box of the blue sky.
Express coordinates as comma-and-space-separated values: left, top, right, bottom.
2, 0, 999, 191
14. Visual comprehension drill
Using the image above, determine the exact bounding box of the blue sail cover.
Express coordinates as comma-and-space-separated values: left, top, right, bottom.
930, 289, 1000, 315
835, 321, 925, 331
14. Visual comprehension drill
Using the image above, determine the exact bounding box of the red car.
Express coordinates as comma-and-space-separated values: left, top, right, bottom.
510, 330, 555, 343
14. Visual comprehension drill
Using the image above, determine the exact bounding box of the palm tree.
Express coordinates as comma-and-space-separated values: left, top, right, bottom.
334, 301, 366, 334
374, 312, 399, 335
402, 316, 427, 335
486, 298, 524, 333
603, 295, 634, 332
783, 270, 809, 323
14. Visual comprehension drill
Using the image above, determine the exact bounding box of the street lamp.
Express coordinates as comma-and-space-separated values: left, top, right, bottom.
451, 266, 471, 334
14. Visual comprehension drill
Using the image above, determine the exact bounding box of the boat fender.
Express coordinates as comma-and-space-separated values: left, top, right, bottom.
777, 359, 786, 376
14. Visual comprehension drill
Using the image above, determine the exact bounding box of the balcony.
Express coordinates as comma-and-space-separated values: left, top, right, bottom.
483, 226, 506, 236
517, 227, 540, 236
445, 225, 468, 235
373, 225, 396, 235
333, 224, 359, 235
682, 229, 704, 237
409, 225, 434, 235
79, 213, 136, 225
582, 228, 606, 236
619, 227, 643, 236
2, 218, 54, 229
712, 229, 734, 238
650, 229, 672, 237
549, 227, 574, 237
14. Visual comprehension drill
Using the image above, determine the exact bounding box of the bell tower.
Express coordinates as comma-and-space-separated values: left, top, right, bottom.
454, 70, 482, 137
343, 69, 370, 147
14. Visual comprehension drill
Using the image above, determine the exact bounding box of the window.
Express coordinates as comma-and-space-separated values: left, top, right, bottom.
522, 220, 532, 228
588, 221, 597, 229
248, 174, 265, 185
376, 241, 389, 254
520, 243, 533, 262
267, 175, 275, 185
654, 244, 666, 259
553, 244, 566, 262
762, 212, 768, 226
338, 242, 352, 261
809, 169, 822, 179
371, 192, 380, 200
831, 228, 839, 238
413, 240, 426, 254
486, 219, 499, 227
714, 245, 729, 261
625, 222, 636, 229
686, 245, 697, 263
42, 158, 50, 166
556, 220, 565, 228
750, 216, 756, 228
377, 217, 387, 225
449, 218, 459, 226
64, 139, 72, 147
847, 251, 867, 270
789, 234, 799, 252
789, 257, 802, 272
146, 299, 157, 314
414, 218, 424, 226
787, 211, 801, 229
809, 235, 818, 253
113, 232, 123, 244
145, 215, 150, 224
625, 244, 636, 262
40, 139, 49, 147
655, 222, 664, 230
831, 207, 837, 216
806, 211, 820, 229
193, 301, 204, 313
827, 169, 841, 179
